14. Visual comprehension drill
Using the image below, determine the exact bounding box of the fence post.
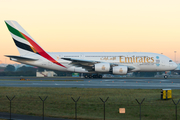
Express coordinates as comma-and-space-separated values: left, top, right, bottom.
39, 96, 48, 120
100, 97, 109, 120
6, 95, 15, 120
135, 98, 145, 120
172, 99, 180, 120
71, 96, 80, 120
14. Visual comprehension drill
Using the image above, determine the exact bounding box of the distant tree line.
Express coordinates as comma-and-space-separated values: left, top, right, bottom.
0, 65, 36, 76
0, 64, 73, 76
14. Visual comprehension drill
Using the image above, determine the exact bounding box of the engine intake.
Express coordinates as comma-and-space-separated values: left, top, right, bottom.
94, 63, 110, 72
112, 66, 128, 75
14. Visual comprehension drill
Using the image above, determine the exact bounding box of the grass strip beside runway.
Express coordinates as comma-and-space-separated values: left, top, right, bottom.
0, 87, 180, 120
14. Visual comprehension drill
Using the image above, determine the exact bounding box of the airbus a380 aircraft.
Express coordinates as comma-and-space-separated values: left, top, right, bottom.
4, 20, 177, 79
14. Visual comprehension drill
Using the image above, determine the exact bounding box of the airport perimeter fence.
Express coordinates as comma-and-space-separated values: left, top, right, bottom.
1, 96, 180, 120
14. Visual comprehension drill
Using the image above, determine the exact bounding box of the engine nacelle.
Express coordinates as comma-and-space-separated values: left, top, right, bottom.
94, 63, 110, 72
112, 66, 128, 75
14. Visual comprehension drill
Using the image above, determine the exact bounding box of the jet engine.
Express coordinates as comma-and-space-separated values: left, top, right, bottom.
112, 66, 128, 75
94, 63, 110, 72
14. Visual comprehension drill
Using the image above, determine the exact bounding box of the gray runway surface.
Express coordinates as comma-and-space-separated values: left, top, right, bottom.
0, 77, 180, 89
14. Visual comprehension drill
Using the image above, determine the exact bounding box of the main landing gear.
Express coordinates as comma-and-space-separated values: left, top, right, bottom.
84, 74, 102, 79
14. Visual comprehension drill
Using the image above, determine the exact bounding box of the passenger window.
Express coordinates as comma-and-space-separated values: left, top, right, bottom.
169, 60, 172, 62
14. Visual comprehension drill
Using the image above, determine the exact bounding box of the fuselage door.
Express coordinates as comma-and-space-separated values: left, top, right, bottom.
161, 60, 165, 66
80, 54, 84, 59
48, 62, 52, 66
169, 60, 173, 67
56, 54, 63, 62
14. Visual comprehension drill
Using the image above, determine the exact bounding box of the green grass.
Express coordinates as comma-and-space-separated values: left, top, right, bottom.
0, 87, 180, 120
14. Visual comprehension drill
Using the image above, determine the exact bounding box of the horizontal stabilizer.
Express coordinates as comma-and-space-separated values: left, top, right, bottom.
5, 55, 38, 61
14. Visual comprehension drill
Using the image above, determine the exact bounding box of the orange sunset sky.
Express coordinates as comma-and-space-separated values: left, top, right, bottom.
0, 0, 180, 64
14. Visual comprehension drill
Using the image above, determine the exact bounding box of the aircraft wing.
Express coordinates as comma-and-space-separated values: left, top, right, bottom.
5, 55, 38, 61
62, 58, 99, 64
62, 58, 100, 71
62, 58, 135, 71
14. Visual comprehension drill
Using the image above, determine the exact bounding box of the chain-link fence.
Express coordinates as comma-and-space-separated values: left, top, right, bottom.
1, 96, 180, 120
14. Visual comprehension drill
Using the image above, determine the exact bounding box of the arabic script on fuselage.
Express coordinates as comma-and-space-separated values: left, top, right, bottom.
100, 56, 155, 63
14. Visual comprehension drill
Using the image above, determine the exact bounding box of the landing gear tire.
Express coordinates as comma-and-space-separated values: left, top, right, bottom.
164, 75, 168, 79
98, 75, 102, 78
84, 75, 88, 78
89, 75, 92, 78
84, 74, 102, 79
93, 75, 102, 78
92, 75, 97, 78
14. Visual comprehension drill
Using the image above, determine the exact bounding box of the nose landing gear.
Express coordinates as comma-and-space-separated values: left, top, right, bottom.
164, 75, 168, 79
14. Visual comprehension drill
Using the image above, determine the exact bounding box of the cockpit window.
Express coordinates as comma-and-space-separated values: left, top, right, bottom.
169, 60, 172, 62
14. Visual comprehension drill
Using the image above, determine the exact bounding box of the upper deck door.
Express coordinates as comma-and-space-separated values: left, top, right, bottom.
80, 54, 84, 59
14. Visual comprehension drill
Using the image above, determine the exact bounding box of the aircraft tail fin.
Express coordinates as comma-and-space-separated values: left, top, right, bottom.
5, 20, 66, 68
5, 20, 45, 56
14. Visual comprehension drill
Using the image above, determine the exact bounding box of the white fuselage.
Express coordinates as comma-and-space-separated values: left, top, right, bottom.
15, 52, 177, 73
